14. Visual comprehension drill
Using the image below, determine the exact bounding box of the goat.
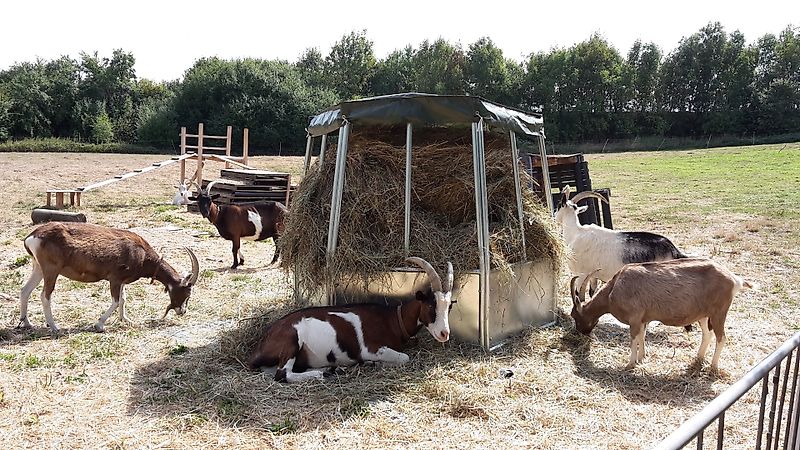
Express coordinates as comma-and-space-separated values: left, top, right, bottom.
248, 257, 455, 383
555, 185, 688, 295
18, 222, 200, 333
570, 259, 752, 372
190, 181, 287, 269
173, 181, 191, 206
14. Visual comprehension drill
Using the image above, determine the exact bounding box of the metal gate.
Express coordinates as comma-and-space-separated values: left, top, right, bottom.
656, 331, 800, 449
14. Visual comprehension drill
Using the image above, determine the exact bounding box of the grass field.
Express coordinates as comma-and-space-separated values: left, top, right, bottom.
0, 143, 798, 449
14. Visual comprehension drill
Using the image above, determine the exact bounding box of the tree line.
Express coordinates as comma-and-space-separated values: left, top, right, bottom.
0, 22, 798, 153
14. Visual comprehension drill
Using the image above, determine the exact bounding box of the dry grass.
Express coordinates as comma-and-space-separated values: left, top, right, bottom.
0, 144, 798, 449
281, 130, 564, 299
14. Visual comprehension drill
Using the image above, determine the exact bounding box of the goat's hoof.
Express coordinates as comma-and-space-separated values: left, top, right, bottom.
93, 323, 106, 333
16, 320, 32, 330
624, 362, 637, 371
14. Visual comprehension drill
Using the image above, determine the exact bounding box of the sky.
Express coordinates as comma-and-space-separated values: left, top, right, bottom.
2, 0, 798, 82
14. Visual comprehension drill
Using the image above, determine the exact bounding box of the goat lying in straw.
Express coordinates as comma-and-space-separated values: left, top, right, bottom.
249, 257, 455, 383
570, 258, 752, 372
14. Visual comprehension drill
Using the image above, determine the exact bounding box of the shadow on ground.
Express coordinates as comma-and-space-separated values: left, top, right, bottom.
560, 318, 718, 405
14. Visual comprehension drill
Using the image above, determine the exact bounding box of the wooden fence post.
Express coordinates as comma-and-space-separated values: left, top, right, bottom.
197, 123, 204, 188
225, 125, 232, 169
180, 126, 187, 185
243, 128, 249, 166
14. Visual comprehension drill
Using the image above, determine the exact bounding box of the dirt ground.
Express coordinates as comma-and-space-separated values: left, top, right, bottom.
0, 149, 798, 449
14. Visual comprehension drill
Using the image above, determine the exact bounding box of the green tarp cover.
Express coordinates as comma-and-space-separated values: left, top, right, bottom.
307, 92, 544, 138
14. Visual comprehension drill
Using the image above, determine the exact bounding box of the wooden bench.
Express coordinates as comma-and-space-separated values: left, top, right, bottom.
46, 189, 82, 208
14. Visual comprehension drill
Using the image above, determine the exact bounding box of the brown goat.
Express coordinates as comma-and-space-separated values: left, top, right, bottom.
19, 222, 200, 333
191, 182, 286, 269
570, 258, 752, 372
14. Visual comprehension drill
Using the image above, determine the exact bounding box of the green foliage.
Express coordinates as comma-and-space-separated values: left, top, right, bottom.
91, 108, 114, 143
324, 30, 376, 100
0, 137, 158, 153
0, 24, 798, 151
413, 38, 466, 94
172, 57, 337, 153
10, 255, 30, 269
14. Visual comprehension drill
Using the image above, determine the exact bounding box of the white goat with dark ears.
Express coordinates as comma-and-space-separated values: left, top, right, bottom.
555, 185, 688, 296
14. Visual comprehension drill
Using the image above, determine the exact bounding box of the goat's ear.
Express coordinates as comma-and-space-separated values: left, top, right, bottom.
576, 205, 588, 214
188, 196, 197, 201
571, 292, 583, 312
415, 290, 430, 302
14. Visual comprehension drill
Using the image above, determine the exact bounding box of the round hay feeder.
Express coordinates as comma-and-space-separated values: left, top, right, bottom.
284, 93, 561, 350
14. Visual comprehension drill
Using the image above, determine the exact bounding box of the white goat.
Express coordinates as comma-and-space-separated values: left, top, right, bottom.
555, 185, 688, 294
570, 259, 752, 372
173, 181, 191, 206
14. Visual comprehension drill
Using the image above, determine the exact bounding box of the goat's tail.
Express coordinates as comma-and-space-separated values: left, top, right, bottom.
673, 249, 690, 259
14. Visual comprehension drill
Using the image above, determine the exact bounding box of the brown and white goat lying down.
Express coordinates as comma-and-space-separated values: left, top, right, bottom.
19, 222, 200, 333
249, 257, 455, 383
191, 182, 287, 269
570, 258, 752, 372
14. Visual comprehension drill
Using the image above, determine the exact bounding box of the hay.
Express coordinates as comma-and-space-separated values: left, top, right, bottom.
280, 128, 565, 297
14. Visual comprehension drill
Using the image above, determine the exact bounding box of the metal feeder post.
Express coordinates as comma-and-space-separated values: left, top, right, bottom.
318, 134, 328, 171
537, 134, 554, 213
509, 131, 527, 259
325, 121, 351, 304
404, 123, 413, 255
472, 118, 491, 349
302, 134, 313, 175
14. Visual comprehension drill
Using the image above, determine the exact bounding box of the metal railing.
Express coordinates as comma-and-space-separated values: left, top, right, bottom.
656, 331, 800, 450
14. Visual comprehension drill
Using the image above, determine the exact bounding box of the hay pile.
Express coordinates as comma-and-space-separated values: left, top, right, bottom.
280, 128, 565, 296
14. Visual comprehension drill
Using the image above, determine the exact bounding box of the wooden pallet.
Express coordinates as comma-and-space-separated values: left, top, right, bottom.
524, 153, 613, 229
190, 169, 293, 210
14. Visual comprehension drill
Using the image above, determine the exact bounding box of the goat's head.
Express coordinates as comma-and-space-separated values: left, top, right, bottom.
164, 247, 201, 317
554, 184, 609, 226
188, 181, 220, 219
406, 257, 455, 343
172, 181, 192, 206
569, 269, 601, 335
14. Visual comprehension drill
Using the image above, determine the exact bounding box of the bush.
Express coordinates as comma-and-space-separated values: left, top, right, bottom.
0, 137, 160, 154
91, 110, 114, 144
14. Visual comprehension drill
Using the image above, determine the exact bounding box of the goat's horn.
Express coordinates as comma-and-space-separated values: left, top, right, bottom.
445, 262, 453, 292
571, 191, 608, 205
561, 185, 571, 197
406, 257, 443, 293
205, 180, 218, 195
577, 269, 602, 302
185, 247, 200, 285
569, 276, 582, 310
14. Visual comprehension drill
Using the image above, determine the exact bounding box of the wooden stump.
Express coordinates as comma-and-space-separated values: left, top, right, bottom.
31, 209, 87, 224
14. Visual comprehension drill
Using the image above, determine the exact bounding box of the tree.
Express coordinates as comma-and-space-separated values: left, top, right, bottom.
91, 108, 114, 143
370, 46, 416, 95
324, 30, 376, 100
465, 37, 514, 103
626, 40, 662, 112
412, 38, 466, 94
171, 57, 337, 152
0, 61, 51, 138
79, 49, 138, 140
295, 47, 327, 90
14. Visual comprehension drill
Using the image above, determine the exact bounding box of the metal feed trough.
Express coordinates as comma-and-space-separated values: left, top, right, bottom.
300, 93, 557, 350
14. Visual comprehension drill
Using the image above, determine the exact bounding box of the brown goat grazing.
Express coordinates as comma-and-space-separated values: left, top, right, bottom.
249, 257, 455, 383
19, 222, 200, 333
190, 182, 286, 269
570, 258, 752, 372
